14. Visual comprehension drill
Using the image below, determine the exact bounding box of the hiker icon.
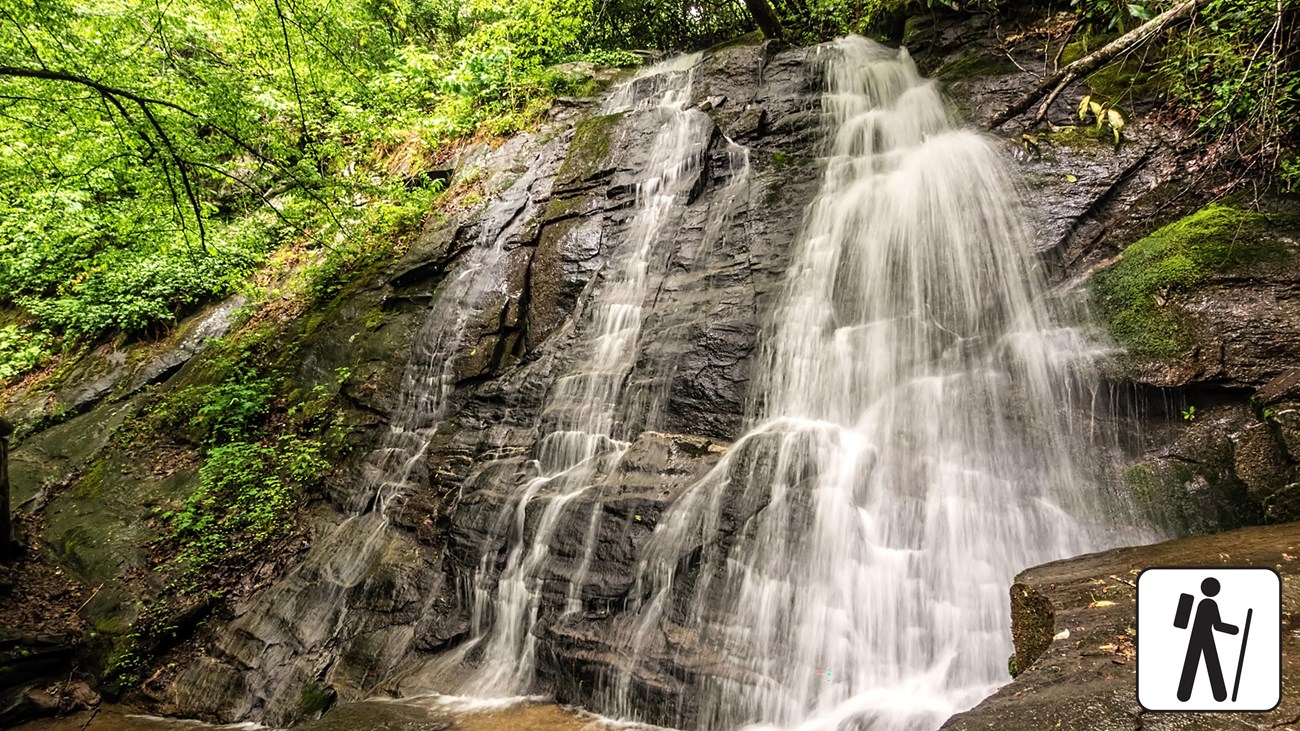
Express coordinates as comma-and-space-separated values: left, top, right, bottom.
1136, 567, 1280, 712
1173, 577, 1252, 702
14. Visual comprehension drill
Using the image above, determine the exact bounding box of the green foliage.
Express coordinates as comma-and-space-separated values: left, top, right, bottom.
1091, 204, 1277, 357
170, 435, 329, 570
1071, 0, 1155, 31
772, 0, 967, 40
1078, 94, 1127, 143
1282, 155, 1300, 192
304, 178, 445, 302
155, 353, 349, 584
0, 0, 737, 380
1071, 0, 1297, 171
1156, 0, 1297, 146
0, 325, 49, 381
570, 49, 643, 67
195, 367, 274, 444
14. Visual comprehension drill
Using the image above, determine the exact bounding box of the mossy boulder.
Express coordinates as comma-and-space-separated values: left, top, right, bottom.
1092, 204, 1280, 359
1091, 202, 1300, 387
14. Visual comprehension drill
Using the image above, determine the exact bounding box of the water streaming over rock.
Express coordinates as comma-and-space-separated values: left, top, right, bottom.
168, 141, 565, 725
167, 34, 1148, 731
464, 52, 720, 695
590, 36, 1140, 730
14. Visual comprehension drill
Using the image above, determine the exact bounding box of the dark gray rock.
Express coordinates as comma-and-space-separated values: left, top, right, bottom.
14, 14, 1293, 730
0, 630, 76, 726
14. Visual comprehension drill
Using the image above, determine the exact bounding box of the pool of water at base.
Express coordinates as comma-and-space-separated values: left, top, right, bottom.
13, 695, 672, 731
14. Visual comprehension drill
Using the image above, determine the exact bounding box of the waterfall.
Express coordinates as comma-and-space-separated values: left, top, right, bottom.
465, 52, 719, 694
169, 143, 563, 722
602, 36, 1137, 731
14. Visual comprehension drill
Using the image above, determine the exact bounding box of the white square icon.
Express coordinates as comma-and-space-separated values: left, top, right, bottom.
1136, 567, 1281, 712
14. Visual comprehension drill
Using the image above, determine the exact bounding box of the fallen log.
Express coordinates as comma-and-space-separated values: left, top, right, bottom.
986, 0, 1205, 130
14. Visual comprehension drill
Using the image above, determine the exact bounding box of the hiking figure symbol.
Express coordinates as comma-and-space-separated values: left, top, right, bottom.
1173, 576, 1253, 703
1137, 566, 1280, 712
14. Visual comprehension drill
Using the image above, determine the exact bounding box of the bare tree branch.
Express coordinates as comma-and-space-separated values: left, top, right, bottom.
986, 0, 1205, 130
271, 0, 308, 144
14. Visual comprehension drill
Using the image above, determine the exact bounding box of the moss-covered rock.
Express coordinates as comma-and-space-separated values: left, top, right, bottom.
1059, 33, 1163, 104
297, 680, 337, 718
45, 452, 200, 586
1090, 204, 1281, 359
554, 113, 623, 188
1040, 123, 1119, 151
1118, 399, 1269, 536
1008, 582, 1054, 678
937, 51, 1017, 80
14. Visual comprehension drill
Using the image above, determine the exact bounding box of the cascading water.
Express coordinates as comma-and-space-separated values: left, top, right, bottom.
170, 148, 561, 721
599, 36, 1140, 731
166, 32, 1151, 731
465, 53, 720, 695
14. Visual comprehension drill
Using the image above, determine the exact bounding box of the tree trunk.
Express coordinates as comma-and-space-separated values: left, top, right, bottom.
987, 0, 1205, 129
744, 0, 784, 41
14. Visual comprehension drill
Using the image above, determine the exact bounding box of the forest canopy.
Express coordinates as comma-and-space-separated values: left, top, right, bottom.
0, 0, 1294, 383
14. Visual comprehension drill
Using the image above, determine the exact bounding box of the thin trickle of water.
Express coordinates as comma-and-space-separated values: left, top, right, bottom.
604, 36, 1143, 731
465, 53, 721, 694
278, 152, 548, 595
604, 53, 704, 113
172, 147, 561, 720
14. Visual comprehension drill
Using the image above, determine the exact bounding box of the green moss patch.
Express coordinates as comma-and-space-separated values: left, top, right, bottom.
298, 680, 337, 717
1091, 204, 1279, 358
556, 113, 624, 185
1043, 123, 1116, 150
938, 52, 1017, 80
704, 30, 765, 53
1059, 33, 1162, 104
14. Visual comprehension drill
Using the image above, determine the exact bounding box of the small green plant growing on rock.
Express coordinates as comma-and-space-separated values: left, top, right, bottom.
0, 325, 49, 382
196, 366, 274, 444
1078, 94, 1126, 144
1182, 405, 1196, 422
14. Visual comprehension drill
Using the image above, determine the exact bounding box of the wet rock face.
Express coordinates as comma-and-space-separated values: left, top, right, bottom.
943, 523, 1300, 731
8, 11, 1298, 729
158, 40, 824, 725
1091, 202, 1300, 389
0, 631, 77, 725
2, 296, 245, 440
1093, 200, 1300, 527
382, 26, 1297, 726
915, 3, 1300, 530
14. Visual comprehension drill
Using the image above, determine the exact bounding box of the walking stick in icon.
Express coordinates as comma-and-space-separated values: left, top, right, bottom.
1231, 608, 1253, 702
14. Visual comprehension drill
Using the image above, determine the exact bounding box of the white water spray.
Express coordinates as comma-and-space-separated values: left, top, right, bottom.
466, 53, 719, 694
606, 36, 1139, 731
171, 150, 559, 721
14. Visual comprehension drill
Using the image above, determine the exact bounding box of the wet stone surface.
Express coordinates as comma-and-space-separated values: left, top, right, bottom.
4, 10, 1299, 731
942, 522, 1299, 731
